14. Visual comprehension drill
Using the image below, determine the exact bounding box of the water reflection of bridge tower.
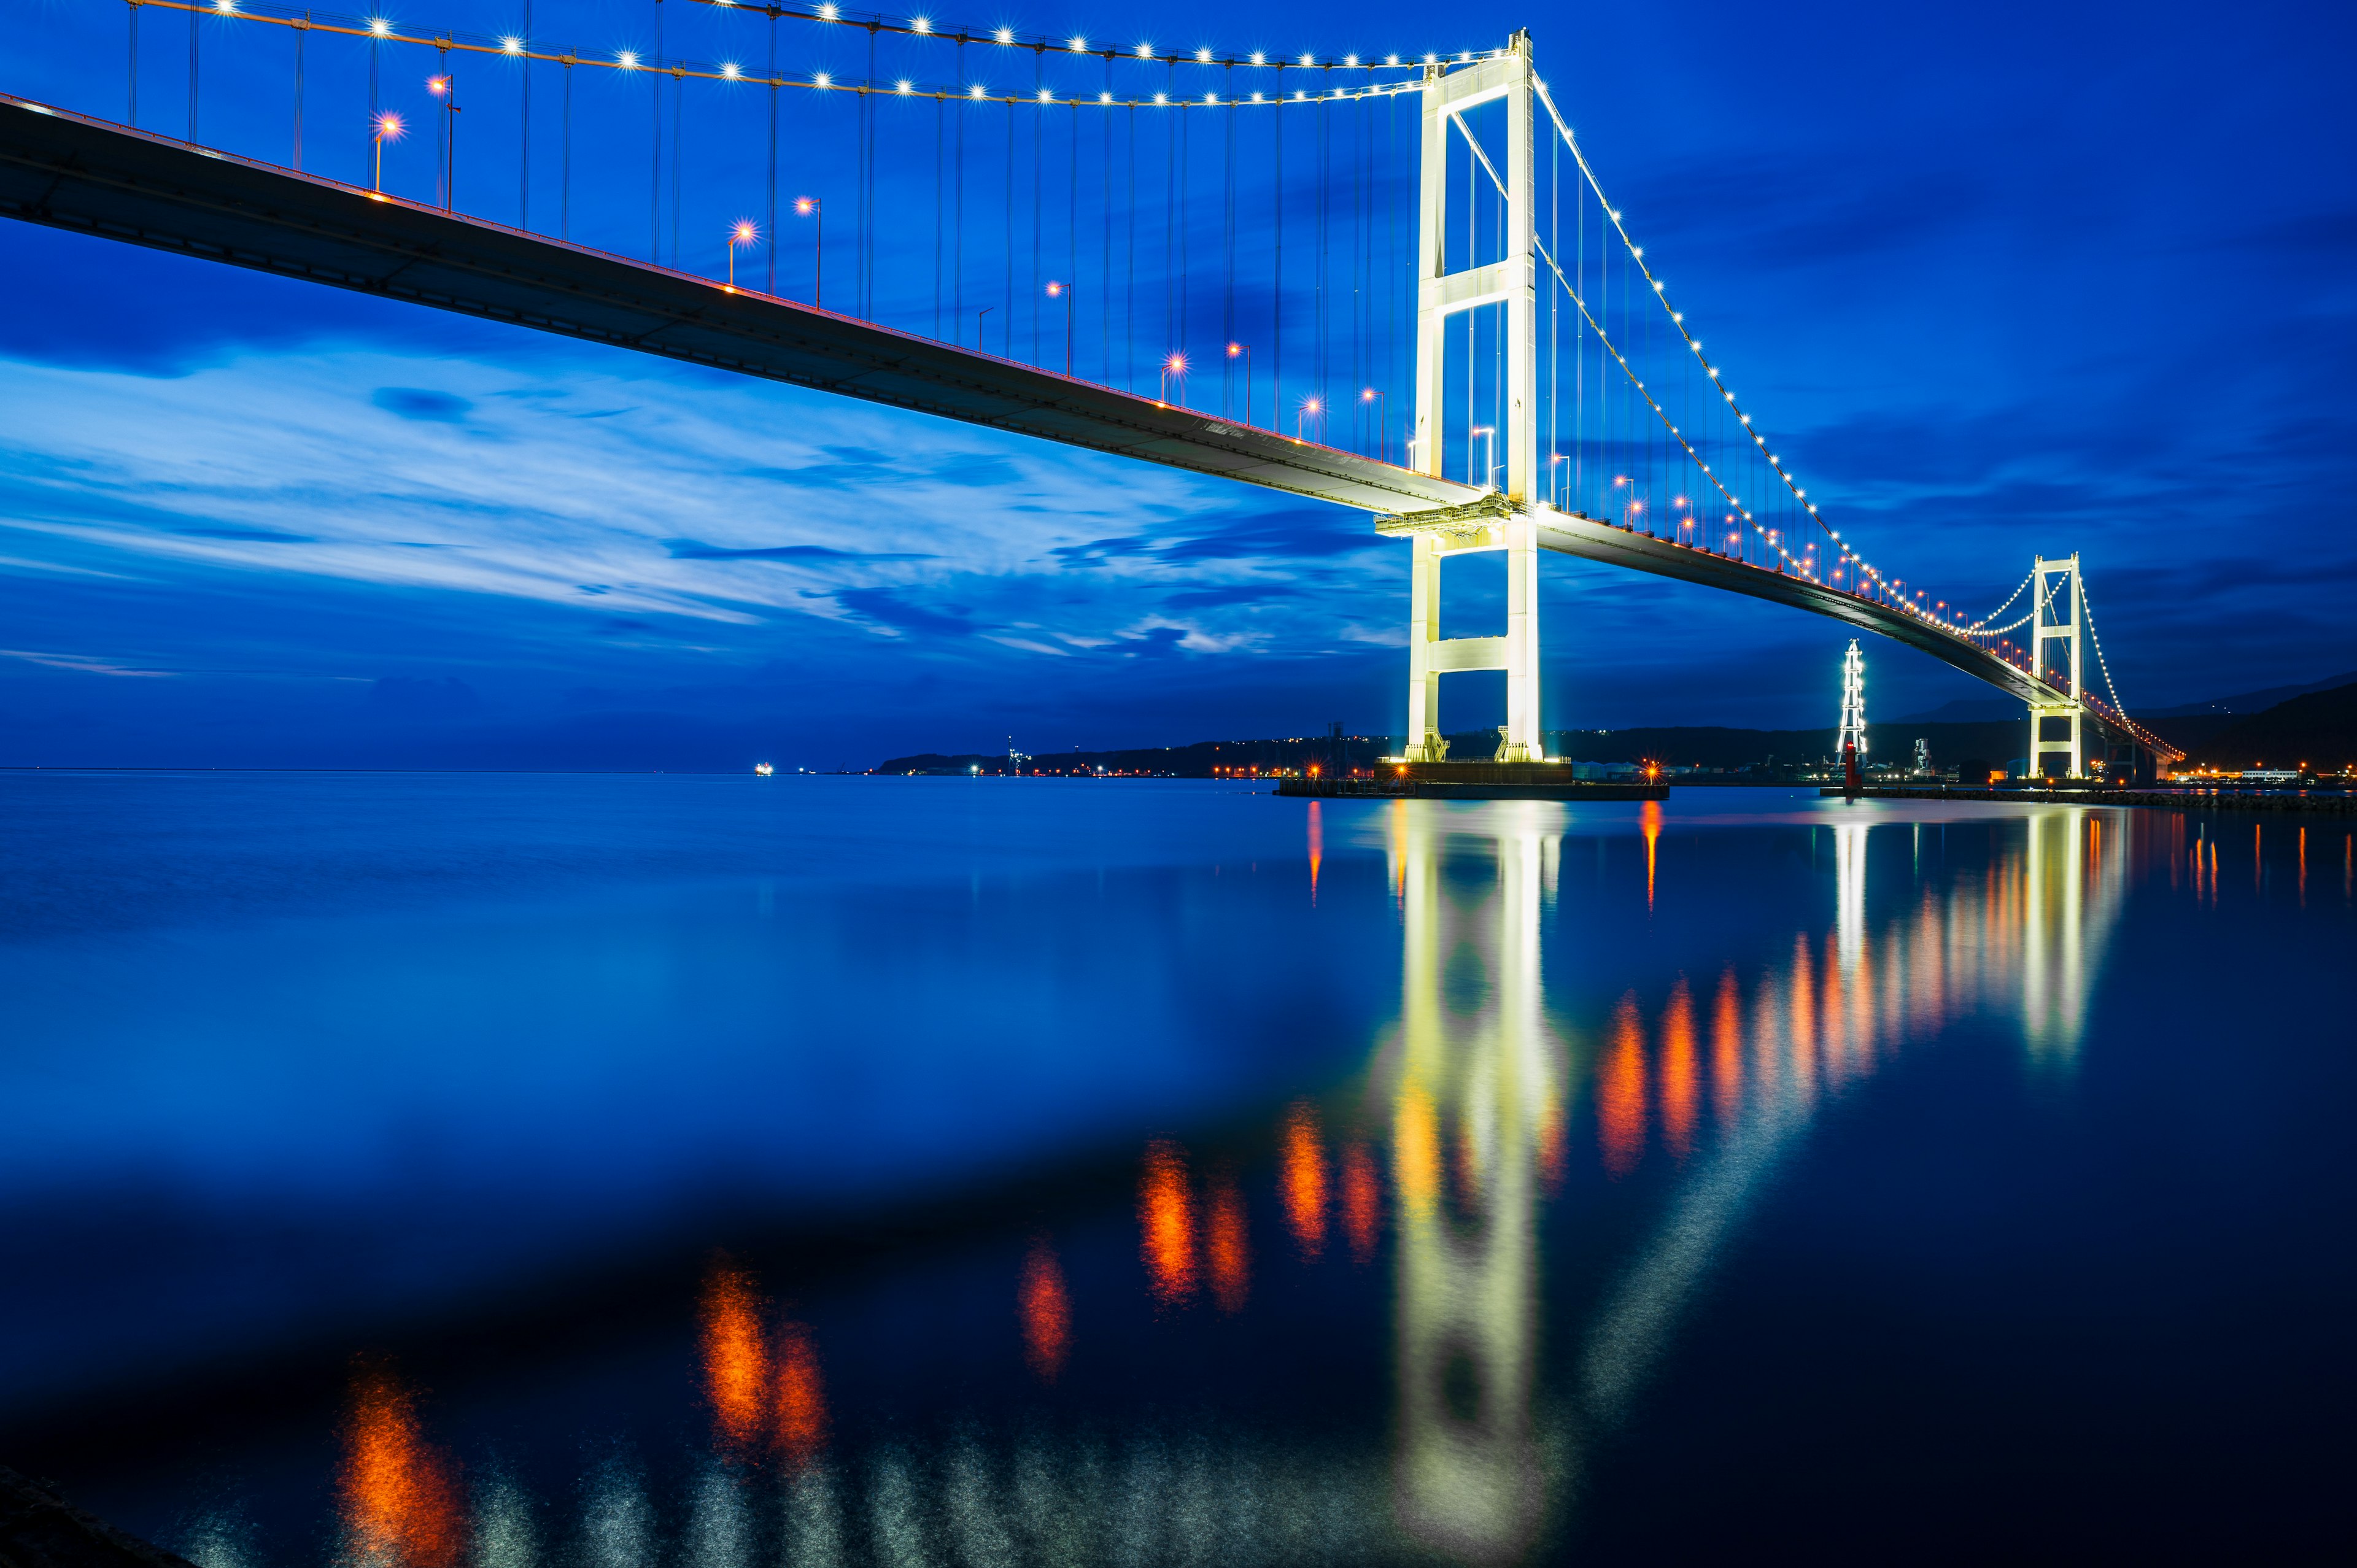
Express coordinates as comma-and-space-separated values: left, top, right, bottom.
2022, 808, 2124, 1062
1384, 802, 1560, 1562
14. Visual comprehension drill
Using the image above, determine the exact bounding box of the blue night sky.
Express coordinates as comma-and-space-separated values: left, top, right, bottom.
2, 0, 2351, 769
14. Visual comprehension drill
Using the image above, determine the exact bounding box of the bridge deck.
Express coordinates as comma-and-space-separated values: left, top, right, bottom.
0, 95, 1462, 516
0, 94, 2177, 762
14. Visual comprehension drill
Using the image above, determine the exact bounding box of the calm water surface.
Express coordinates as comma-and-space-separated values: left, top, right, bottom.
1, 774, 2350, 1562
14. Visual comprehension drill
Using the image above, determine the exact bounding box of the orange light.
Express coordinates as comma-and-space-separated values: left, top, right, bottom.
700, 1261, 767, 1452
1599, 992, 1647, 1178
1018, 1239, 1070, 1379
340, 1362, 462, 1568
1661, 978, 1698, 1162
1139, 1138, 1196, 1307
1341, 1143, 1380, 1261
1206, 1178, 1249, 1313
772, 1323, 828, 1469
1279, 1102, 1327, 1257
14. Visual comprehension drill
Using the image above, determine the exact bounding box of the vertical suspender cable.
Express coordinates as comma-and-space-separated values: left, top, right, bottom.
1178, 100, 1189, 357
767, 15, 778, 292
1273, 96, 1283, 420
953, 40, 965, 340
863, 26, 877, 317
1031, 48, 1043, 360
934, 95, 944, 338
561, 61, 571, 239
128, 1, 137, 129
187, 4, 198, 143
1317, 94, 1328, 411
1102, 57, 1112, 383
1068, 98, 1078, 371
1003, 97, 1013, 353
671, 62, 683, 266
1163, 66, 1173, 358
1126, 102, 1135, 386
518, 1, 530, 228
651, 0, 663, 261
1357, 99, 1376, 446
293, 20, 304, 171
1222, 72, 1234, 417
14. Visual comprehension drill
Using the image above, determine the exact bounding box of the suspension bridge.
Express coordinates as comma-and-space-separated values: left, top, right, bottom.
0, 1, 2181, 774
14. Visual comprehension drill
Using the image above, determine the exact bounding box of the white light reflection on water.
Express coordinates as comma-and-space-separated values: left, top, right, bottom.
1375, 801, 2129, 1556
211, 803, 2137, 1568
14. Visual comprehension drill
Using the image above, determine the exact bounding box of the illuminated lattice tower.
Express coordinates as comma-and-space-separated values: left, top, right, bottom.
1837, 639, 1868, 766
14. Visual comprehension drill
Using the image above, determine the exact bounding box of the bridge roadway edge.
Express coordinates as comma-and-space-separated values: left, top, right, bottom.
0, 95, 1466, 517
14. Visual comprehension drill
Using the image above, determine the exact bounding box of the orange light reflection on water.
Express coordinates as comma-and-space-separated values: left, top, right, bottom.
1341, 1141, 1381, 1261
1019, 1240, 1070, 1379
1660, 977, 1697, 1161
339, 1362, 462, 1568
1598, 992, 1647, 1178
773, 1323, 828, 1469
699, 1261, 767, 1454
1280, 1102, 1327, 1257
1307, 799, 1323, 903
1207, 1177, 1250, 1313
1139, 1138, 1198, 1306
1711, 965, 1743, 1127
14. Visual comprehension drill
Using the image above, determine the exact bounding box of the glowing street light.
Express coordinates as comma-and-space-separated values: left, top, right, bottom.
727, 219, 759, 287
1296, 395, 1325, 443
1226, 341, 1252, 426
793, 196, 822, 307
425, 73, 460, 211
1360, 387, 1386, 462
1046, 280, 1075, 376
1470, 425, 1495, 489
1159, 352, 1188, 405
371, 111, 404, 194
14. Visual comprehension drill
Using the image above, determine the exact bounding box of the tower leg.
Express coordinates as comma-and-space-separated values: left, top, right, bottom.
1406, 535, 1446, 762
1501, 517, 1540, 762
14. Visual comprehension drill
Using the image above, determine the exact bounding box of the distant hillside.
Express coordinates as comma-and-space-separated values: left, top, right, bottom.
2147, 670, 2357, 718
2188, 681, 2357, 770
877, 719, 2048, 778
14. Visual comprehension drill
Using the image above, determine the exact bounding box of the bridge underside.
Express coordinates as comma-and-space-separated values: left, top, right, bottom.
0, 94, 2168, 763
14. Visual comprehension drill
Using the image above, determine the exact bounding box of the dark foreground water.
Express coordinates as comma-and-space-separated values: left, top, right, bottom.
2, 774, 2351, 1564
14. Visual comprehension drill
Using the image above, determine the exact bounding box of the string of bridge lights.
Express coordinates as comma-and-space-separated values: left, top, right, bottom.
1968, 569, 2037, 635
1535, 79, 1982, 637
688, 0, 1493, 75
152, 0, 1487, 109
2076, 578, 2136, 720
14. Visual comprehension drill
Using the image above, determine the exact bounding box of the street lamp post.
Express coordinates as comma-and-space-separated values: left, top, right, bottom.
372, 112, 403, 193
727, 220, 759, 287
1226, 342, 1252, 426
794, 196, 822, 307
1046, 280, 1074, 377
1160, 352, 1187, 406
1360, 388, 1385, 462
427, 72, 459, 211
1547, 452, 1566, 508
1296, 395, 1324, 442
1471, 425, 1495, 489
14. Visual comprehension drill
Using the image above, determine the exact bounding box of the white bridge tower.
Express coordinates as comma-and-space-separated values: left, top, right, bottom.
2029, 554, 2084, 779
1401, 33, 1542, 763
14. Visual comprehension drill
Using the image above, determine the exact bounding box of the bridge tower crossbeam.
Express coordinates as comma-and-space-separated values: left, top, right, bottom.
1403, 33, 1541, 764
2029, 553, 2084, 779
